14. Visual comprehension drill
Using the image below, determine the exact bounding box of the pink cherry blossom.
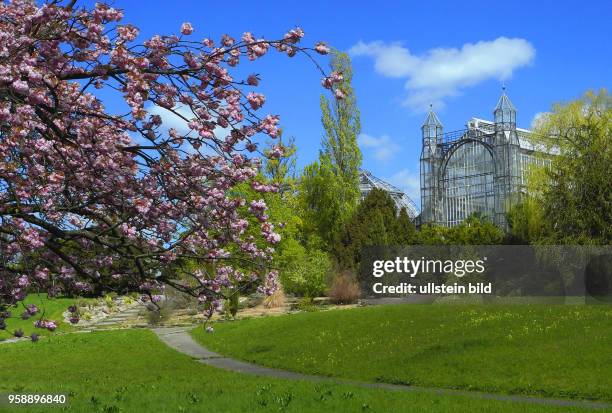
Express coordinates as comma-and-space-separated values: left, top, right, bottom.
34, 319, 57, 331
284, 27, 304, 44
117, 24, 139, 41
247, 74, 259, 86
180, 22, 194, 35
268, 145, 284, 159
26, 305, 38, 315
321, 71, 344, 89
17, 275, 29, 288
221, 34, 235, 47
11, 80, 29, 95
246, 92, 266, 110
315, 42, 330, 55
0, 0, 333, 325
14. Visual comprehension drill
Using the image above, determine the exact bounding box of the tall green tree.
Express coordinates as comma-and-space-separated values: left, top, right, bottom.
262, 134, 304, 242
396, 208, 418, 245
299, 155, 345, 249
263, 134, 298, 196
320, 52, 362, 182
299, 51, 363, 248
510, 89, 612, 244
333, 188, 416, 270
260, 136, 334, 297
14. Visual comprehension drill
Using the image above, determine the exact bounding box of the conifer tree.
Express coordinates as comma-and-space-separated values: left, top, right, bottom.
333, 188, 399, 270
396, 208, 418, 244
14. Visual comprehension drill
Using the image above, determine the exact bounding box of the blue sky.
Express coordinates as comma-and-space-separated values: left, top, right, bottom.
86, 0, 611, 207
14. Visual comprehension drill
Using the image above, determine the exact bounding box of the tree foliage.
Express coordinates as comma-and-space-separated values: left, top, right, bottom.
333, 188, 417, 270
299, 51, 362, 248
509, 90, 612, 244
506, 197, 547, 244
276, 237, 331, 297
263, 134, 298, 195
258, 136, 332, 298
0, 0, 339, 327
418, 214, 504, 246
319, 52, 362, 183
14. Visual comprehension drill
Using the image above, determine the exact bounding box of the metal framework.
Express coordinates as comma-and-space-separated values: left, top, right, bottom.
359, 170, 419, 219
420, 90, 549, 228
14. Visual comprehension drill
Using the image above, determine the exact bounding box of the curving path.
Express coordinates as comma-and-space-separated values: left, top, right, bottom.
153, 326, 612, 411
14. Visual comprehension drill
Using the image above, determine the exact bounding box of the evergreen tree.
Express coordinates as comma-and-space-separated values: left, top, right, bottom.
396, 208, 418, 245
333, 188, 407, 270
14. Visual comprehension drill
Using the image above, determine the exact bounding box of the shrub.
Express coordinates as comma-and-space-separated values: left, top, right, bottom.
263, 286, 287, 309
223, 292, 239, 319
104, 294, 116, 312
328, 271, 360, 304
278, 239, 331, 297
297, 296, 319, 312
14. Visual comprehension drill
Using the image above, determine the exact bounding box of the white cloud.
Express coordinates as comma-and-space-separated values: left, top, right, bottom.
350, 37, 535, 111
147, 105, 193, 135
530, 111, 551, 130
148, 105, 232, 138
358, 133, 401, 161
388, 168, 421, 207
146, 105, 231, 155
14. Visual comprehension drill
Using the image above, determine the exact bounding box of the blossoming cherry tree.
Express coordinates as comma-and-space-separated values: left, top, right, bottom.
0, 0, 341, 336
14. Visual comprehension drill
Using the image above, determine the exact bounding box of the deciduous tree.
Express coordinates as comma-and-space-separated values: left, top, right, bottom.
510, 90, 611, 244
0, 0, 338, 331
300, 52, 362, 247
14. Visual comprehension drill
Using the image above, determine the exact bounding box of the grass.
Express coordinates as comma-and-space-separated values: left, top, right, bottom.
0, 329, 604, 413
191, 304, 612, 402
0, 294, 81, 341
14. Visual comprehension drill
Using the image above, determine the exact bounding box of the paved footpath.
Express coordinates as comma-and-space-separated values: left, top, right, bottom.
153, 327, 612, 410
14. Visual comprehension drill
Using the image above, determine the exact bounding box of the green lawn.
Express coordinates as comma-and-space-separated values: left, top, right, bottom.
0, 294, 79, 341
192, 304, 612, 402
0, 329, 604, 412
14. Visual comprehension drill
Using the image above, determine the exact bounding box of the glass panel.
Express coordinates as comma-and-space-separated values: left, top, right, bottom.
441, 141, 495, 227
